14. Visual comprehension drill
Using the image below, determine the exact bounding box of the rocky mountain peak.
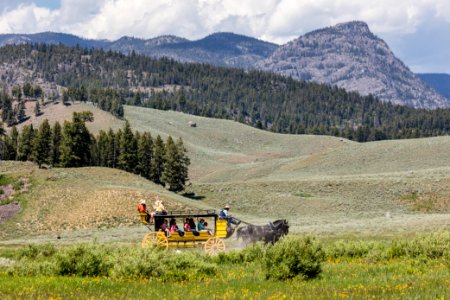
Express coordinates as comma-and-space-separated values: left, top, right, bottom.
257, 21, 450, 108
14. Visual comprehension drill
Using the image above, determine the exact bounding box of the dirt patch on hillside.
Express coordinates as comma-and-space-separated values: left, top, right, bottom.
0, 202, 20, 224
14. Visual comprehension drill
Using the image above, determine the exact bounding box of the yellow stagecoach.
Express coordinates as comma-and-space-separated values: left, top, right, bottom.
139, 210, 230, 255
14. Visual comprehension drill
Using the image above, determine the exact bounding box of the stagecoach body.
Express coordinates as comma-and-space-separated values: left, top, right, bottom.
139, 210, 229, 254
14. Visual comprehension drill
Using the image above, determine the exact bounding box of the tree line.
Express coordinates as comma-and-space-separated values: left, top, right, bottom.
0, 44, 449, 142
0, 112, 190, 192
0, 84, 125, 128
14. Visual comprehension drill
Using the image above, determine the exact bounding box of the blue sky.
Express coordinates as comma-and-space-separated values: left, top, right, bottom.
35, 0, 60, 10
1, 0, 450, 73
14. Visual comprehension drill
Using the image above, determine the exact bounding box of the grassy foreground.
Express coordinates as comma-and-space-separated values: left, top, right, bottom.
0, 234, 449, 300
0, 260, 448, 299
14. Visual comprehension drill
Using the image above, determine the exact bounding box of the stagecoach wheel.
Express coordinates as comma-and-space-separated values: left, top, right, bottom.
141, 232, 168, 249
204, 238, 226, 255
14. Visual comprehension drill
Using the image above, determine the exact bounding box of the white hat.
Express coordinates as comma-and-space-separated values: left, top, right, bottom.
139, 199, 146, 204
224, 205, 230, 209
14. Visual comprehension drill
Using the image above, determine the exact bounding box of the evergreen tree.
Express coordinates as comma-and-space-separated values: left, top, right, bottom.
106, 129, 117, 168
150, 135, 165, 185
136, 131, 153, 179
117, 120, 137, 172
51, 121, 62, 166
16, 100, 26, 123
32, 119, 52, 167
9, 126, 19, 160
17, 124, 36, 161
11, 85, 22, 100
59, 112, 93, 167
162, 136, 190, 192
161, 136, 179, 191
1, 90, 14, 126
176, 137, 190, 188
22, 83, 33, 98
34, 101, 41, 116
96, 130, 109, 167
0, 122, 5, 159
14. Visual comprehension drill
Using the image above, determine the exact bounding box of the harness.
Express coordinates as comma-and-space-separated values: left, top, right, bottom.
268, 222, 276, 231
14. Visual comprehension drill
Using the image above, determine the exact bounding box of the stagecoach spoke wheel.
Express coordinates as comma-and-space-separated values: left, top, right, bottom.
204, 238, 225, 255
141, 232, 168, 249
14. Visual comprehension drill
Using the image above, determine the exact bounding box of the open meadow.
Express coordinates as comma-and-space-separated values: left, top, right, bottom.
1, 103, 449, 298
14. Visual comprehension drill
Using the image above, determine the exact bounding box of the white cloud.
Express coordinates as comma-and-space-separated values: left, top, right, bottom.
0, 0, 450, 71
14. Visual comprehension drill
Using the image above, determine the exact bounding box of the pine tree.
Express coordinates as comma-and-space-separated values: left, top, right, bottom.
161, 136, 179, 191
150, 135, 165, 185
1, 90, 14, 126
11, 85, 22, 100
16, 101, 26, 123
175, 137, 190, 188
9, 126, 19, 160
59, 112, 93, 167
17, 124, 36, 161
34, 101, 41, 116
106, 129, 117, 168
22, 83, 33, 98
0, 122, 5, 160
136, 131, 153, 179
51, 122, 62, 166
161, 136, 190, 192
117, 120, 137, 172
96, 130, 109, 167
32, 119, 52, 167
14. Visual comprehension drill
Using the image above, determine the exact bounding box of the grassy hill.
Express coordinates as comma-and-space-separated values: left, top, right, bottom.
1, 103, 449, 241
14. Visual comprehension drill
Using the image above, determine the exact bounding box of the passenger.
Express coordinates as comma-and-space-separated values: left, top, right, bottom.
154, 196, 168, 215
189, 218, 200, 236
198, 218, 212, 235
160, 219, 171, 237
137, 199, 154, 223
184, 218, 191, 231
203, 221, 212, 231
170, 218, 184, 237
184, 218, 199, 236
219, 205, 240, 226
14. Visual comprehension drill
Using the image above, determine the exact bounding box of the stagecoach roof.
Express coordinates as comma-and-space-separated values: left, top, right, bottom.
154, 209, 218, 218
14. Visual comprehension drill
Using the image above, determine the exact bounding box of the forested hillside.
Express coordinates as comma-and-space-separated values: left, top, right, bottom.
0, 44, 450, 141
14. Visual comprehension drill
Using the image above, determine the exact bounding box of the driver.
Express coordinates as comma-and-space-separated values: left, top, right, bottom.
219, 205, 241, 226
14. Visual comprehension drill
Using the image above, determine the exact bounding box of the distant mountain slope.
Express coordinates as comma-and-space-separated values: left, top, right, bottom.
417, 73, 450, 100
1, 44, 449, 141
0, 32, 277, 69
152, 32, 278, 67
0, 32, 108, 48
256, 21, 450, 109
1, 27, 449, 108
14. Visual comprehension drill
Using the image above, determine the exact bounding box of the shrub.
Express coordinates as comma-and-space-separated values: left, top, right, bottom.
18, 244, 56, 259
56, 245, 111, 277
263, 236, 325, 281
325, 240, 375, 259
214, 242, 266, 264
387, 232, 450, 259
111, 248, 217, 281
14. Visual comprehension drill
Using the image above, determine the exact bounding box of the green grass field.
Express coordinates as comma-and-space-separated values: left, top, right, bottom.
1, 103, 450, 298
0, 234, 449, 299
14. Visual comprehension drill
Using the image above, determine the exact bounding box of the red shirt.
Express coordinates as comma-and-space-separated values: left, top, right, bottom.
184, 223, 191, 231
138, 203, 146, 213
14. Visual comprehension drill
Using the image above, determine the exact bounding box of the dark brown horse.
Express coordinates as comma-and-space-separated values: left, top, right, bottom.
236, 219, 289, 244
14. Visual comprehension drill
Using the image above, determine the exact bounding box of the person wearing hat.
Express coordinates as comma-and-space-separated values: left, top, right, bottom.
154, 196, 168, 215
219, 205, 240, 226
138, 199, 154, 223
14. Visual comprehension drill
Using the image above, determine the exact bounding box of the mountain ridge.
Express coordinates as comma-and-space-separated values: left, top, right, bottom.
257, 21, 449, 109
1, 22, 449, 109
